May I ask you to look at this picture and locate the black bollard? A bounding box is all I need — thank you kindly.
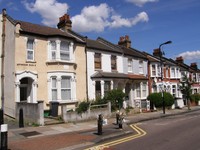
[118,115,124,129]
[116,113,119,125]
[0,109,4,125]
[97,114,103,135]
[1,124,8,150]
[19,108,24,128]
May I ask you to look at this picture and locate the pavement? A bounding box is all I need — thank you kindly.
[3,106,200,150]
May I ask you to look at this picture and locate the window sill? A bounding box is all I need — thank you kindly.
[46,60,76,65]
[26,60,36,63]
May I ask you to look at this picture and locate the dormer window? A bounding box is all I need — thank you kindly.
[27,39,34,61]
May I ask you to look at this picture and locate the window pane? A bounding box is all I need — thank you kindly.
[61,77,71,88]
[60,53,70,60]
[95,81,101,98]
[27,39,34,49]
[60,41,69,51]
[52,78,57,88]
[94,53,101,69]
[61,89,71,100]
[52,89,57,100]
[51,41,56,50]
[27,51,33,60]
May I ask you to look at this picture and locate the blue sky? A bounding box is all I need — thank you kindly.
[1,0,200,67]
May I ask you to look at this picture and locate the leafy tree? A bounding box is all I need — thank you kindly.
[179,74,192,110]
[147,92,174,108]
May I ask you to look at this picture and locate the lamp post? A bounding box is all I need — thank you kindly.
[159,41,172,114]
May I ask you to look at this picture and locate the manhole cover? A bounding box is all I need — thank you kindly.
[20,131,41,137]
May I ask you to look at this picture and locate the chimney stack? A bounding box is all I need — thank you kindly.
[176,56,184,64]
[153,48,162,57]
[118,35,131,48]
[190,62,198,70]
[57,14,72,31]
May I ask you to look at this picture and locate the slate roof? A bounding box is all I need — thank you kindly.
[16,20,86,43]
[91,71,148,80]
[86,39,115,52]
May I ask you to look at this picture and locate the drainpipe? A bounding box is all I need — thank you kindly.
[1,9,6,110]
[85,37,89,101]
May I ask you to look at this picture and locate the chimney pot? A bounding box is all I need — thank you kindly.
[57,14,72,31]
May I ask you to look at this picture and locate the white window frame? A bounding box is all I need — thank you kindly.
[171,67,175,78]
[50,41,57,60]
[48,72,76,102]
[139,60,144,74]
[27,38,34,61]
[142,83,147,98]
[151,64,156,77]
[48,39,74,62]
[128,59,132,72]
[60,41,70,61]
[135,83,141,98]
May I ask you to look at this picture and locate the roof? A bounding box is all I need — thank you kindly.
[121,46,147,60]
[91,71,128,79]
[128,74,148,80]
[91,71,148,80]
[86,39,115,52]
[15,20,86,43]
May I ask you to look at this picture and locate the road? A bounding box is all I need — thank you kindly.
[89,110,200,150]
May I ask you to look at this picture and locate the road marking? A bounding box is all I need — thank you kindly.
[85,123,147,150]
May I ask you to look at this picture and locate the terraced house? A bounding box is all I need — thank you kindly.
[86,35,149,109]
[1,10,87,118]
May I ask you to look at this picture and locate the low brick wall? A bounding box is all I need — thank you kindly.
[61,102,111,122]
[15,101,44,125]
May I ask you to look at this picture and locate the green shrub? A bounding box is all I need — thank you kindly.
[190,93,200,103]
[103,89,126,111]
[147,92,174,108]
[76,101,90,114]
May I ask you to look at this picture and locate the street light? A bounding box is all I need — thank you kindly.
[159,40,172,114]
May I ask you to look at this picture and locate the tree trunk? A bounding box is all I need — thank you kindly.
[187,98,191,110]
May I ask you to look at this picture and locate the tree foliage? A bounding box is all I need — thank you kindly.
[103,89,126,111]
[147,92,174,108]
[179,74,193,110]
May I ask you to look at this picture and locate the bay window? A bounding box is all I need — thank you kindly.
[48,73,75,101]
[48,39,73,62]
[60,41,70,61]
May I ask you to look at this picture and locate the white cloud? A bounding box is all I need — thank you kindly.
[22,1,149,33]
[126,0,159,7]
[23,0,69,26]
[178,50,200,60]
[109,12,148,28]
[71,3,111,32]
[71,3,149,33]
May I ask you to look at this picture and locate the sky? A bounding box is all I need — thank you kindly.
[1,0,200,67]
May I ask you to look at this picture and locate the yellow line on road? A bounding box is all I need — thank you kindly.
[85,123,147,150]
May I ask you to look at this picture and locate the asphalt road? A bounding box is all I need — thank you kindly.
[104,110,200,150]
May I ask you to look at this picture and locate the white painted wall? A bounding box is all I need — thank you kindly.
[87,50,124,100]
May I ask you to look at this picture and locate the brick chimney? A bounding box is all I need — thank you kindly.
[153,48,162,57]
[118,35,131,48]
[176,56,184,64]
[190,62,198,70]
[57,14,72,31]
